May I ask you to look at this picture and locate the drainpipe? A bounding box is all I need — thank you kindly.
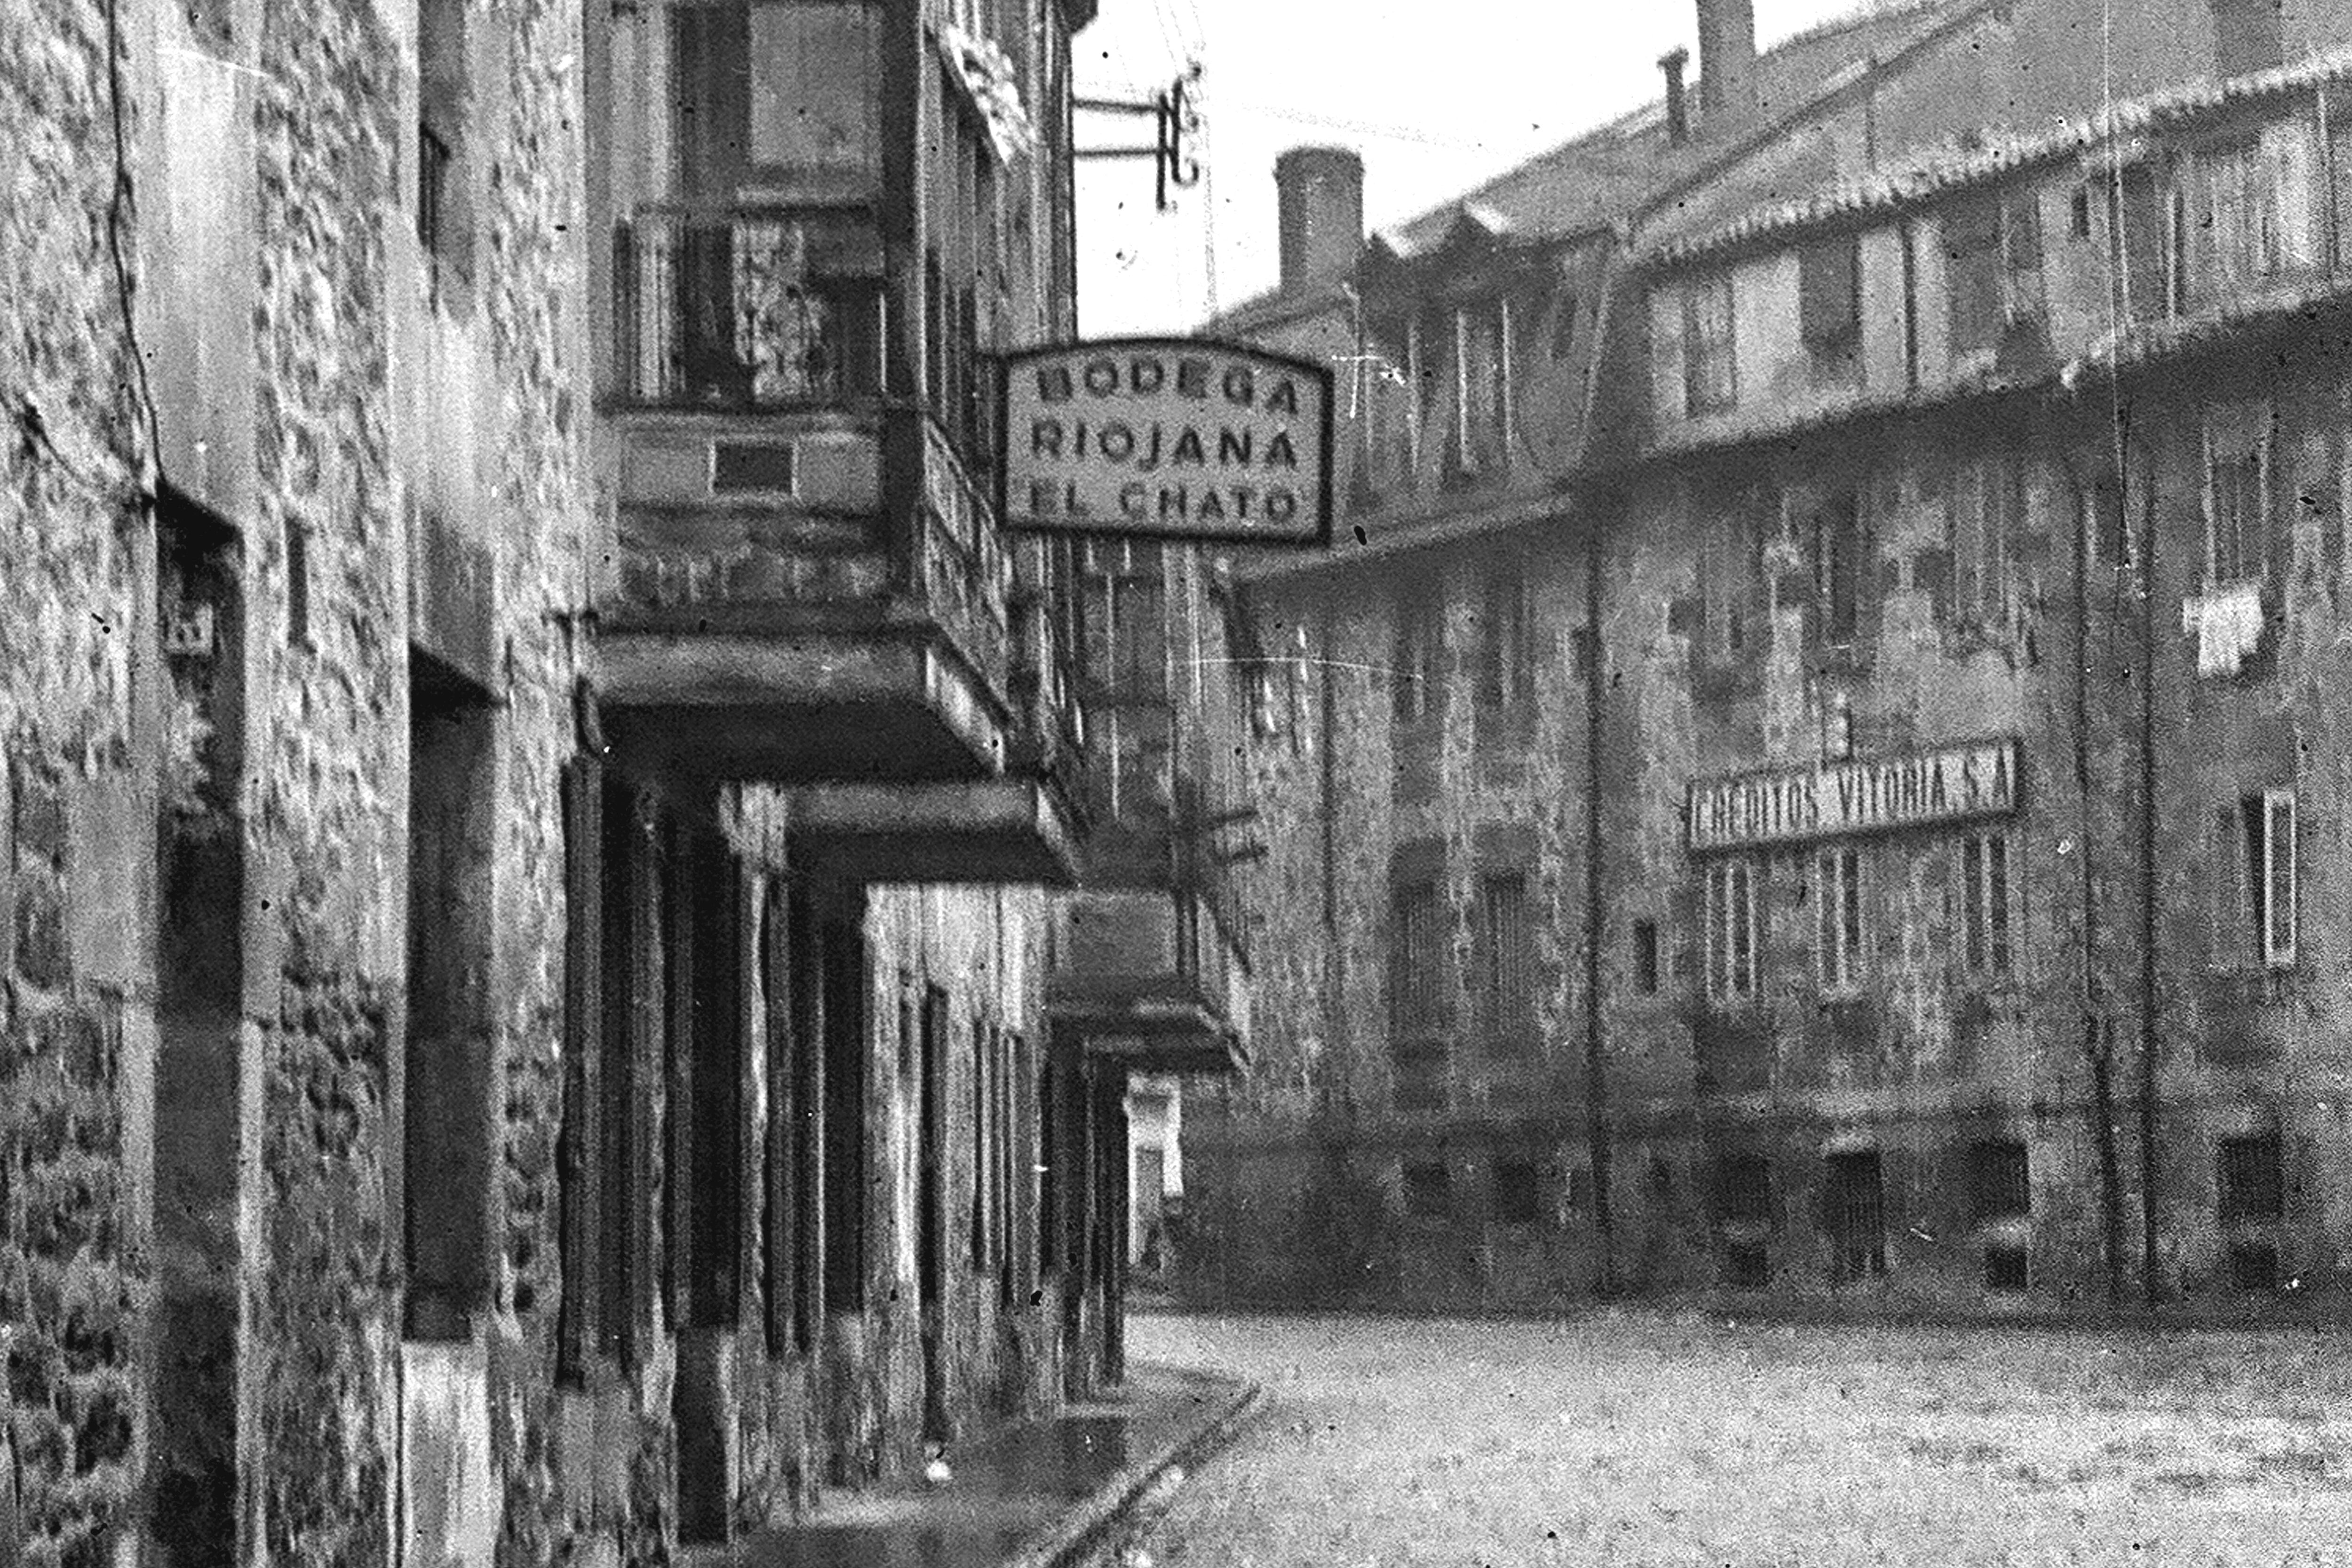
[2135,448,2162,1305]
[1583,526,1616,1291]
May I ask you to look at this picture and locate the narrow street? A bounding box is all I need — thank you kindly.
[1117,1312,2352,1566]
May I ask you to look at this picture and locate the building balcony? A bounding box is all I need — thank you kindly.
[596,205,1084,883]
[1049,883,1250,1075]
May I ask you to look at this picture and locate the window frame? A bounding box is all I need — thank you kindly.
[1475,568,1536,712]
[1949,452,2022,629]
[1704,857,1764,1003]
[1814,844,1867,994]
[1681,273,1739,417]
[2228,788,2298,970]
[2202,402,2273,589]
[1473,869,1535,1055]
[1797,233,1863,382]
[1958,829,2015,980]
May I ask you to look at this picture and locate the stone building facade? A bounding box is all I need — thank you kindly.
[0,1,1245,1565]
[1193,0,2352,1316]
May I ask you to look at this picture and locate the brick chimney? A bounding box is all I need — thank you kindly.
[1274,146,1364,292]
[1659,47,1692,146]
[1696,0,1759,127]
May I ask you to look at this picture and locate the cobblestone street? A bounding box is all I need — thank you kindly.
[1119,1312,2352,1567]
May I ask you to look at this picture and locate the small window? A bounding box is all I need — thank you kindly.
[1711,1154,1772,1227]
[1402,1161,1451,1218]
[1949,454,2023,629]
[2203,402,2272,587]
[1392,589,1443,726]
[1493,1160,1542,1224]
[1797,235,1862,380]
[2225,790,2297,969]
[2218,1132,2284,1222]
[2229,1239,2280,1291]
[1969,1139,2030,1223]
[1477,570,1536,711]
[1810,489,1865,648]
[1682,274,1738,415]
[1958,831,2014,979]
[1565,1163,1594,1217]
[1721,1239,1769,1289]
[1704,859,1763,1002]
[1984,1243,2029,1292]
[1473,871,1534,1056]
[1632,919,1661,996]
[1814,845,1866,992]
[2069,186,2093,240]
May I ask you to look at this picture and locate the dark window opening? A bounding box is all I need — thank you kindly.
[1474,871,1534,1056]
[1711,1154,1772,1227]
[1969,1139,2031,1224]
[1493,1159,1542,1224]
[285,521,310,648]
[821,911,869,1313]
[1812,488,1864,647]
[1402,1161,1451,1218]
[1797,235,1862,379]
[2230,1240,2280,1291]
[2218,1132,2284,1222]
[1632,919,1661,995]
[2069,186,2093,240]
[1477,571,1535,711]
[1721,1239,1769,1289]
[556,758,606,1385]
[1984,1243,2029,1293]
[1825,1151,1887,1285]
[405,652,498,1340]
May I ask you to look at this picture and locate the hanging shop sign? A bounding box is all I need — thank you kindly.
[1687,737,2021,852]
[997,338,1334,546]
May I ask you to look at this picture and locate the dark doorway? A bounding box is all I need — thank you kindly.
[1825,1151,1886,1285]
[152,497,244,1565]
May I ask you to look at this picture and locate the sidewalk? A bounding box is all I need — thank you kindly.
[729,1363,1263,1568]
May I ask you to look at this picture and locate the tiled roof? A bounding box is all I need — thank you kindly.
[1646,43,2352,271]
[1204,0,1985,333]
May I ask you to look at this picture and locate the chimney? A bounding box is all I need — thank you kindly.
[1274,146,1365,292]
[1659,47,1691,146]
[1696,0,1759,127]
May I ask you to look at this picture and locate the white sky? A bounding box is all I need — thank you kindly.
[1074,0,1876,334]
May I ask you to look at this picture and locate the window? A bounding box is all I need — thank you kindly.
[1721,1239,1769,1288]
[1474,871,1534,1055]
[1492,1160,1542,1224]
[2217,1132,2284,1222]
[1984,1243,2029,1292]
[1958,831,2013,978]
[1825,1151,1887,1285]
[1392,589,1442,726]
[1476,570,1535,710]
[2069,186,2093,240]
[2204,402,2272,586]
[748,3,881,176]
[1711,1154,1772,1226]
[2225,789,2297,969]
[1810,488,1865,648]
[1969,1139,2031,1223]
[1095,569,1167,696]
[1393,878,1448,1038]
[2196,127,2319,294]
[1814,845,1866,992]
[1945,189,2043,356]
[1550,290,1580,360]
[1700,494,1765,660]
[2211,0,2284,80]
[1402,1161,1451,1218]
[1453,301,1511,476]
[1704,859,1762,1002]
[1949,454,2023,627]
[1798,235,1862,381]
[1682,274,1737,415]
[1632,918,1661,996]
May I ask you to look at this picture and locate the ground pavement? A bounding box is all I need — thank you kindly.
[1107,1308,2352,1567]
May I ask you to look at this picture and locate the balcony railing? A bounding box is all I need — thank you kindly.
[612,204,885,409]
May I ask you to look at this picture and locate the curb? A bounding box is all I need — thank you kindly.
[1002,1378,1268,1568]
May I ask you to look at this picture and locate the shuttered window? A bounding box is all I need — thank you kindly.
[1474,871,1534,1055]
[1705,859,1762,1001]
[1814,845,1866,992]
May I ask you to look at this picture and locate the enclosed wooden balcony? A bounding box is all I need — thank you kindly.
[596,204,1084,883]
[1048,883,1250,1074]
